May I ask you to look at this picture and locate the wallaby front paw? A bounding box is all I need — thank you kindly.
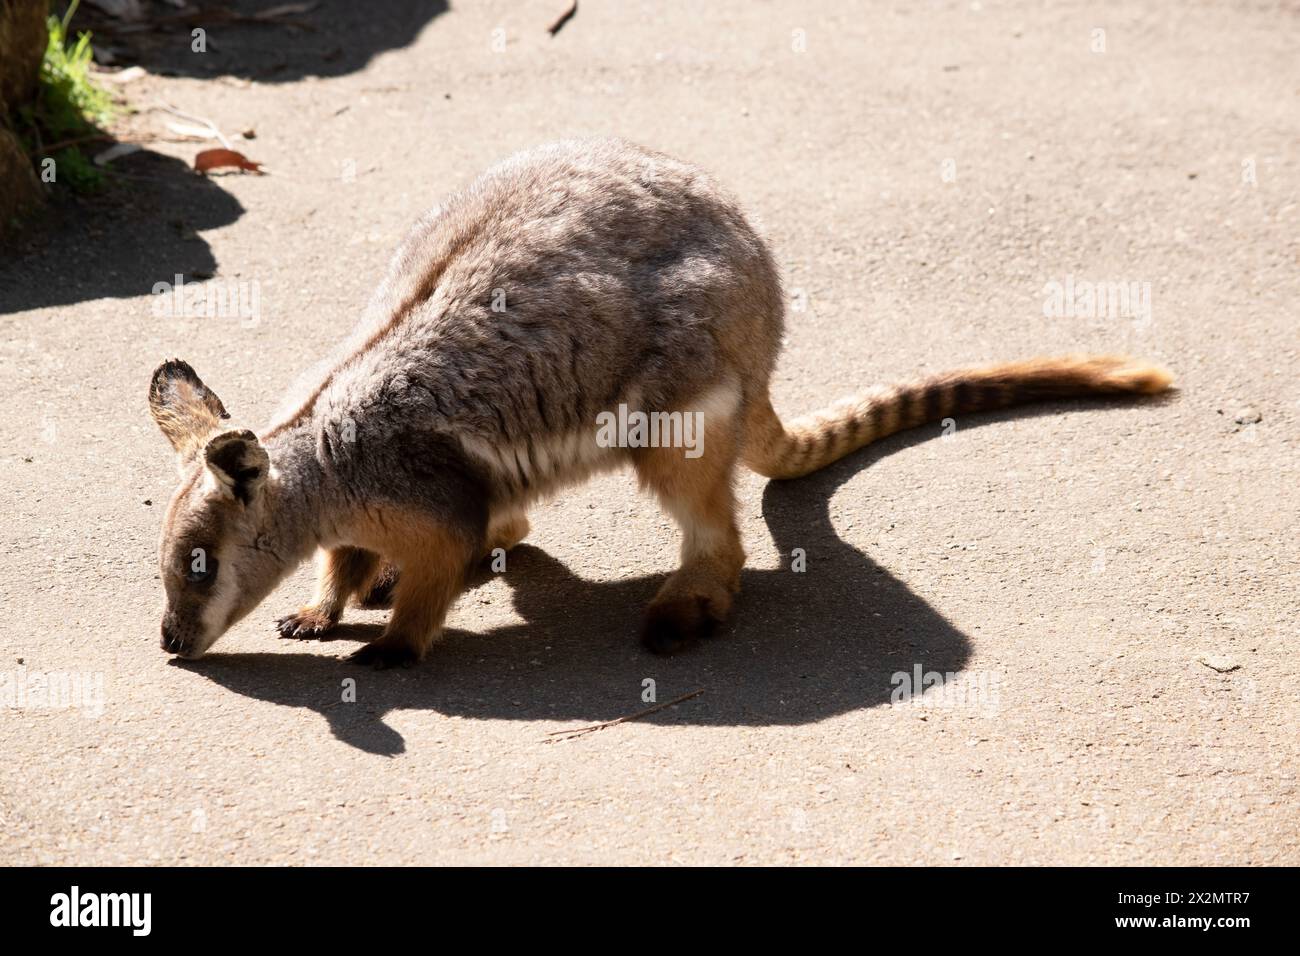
[275,608,338,640]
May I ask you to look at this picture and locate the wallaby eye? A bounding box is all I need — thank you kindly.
[185,552,219,587]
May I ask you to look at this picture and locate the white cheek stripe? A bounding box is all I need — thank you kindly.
[193,559,240,657]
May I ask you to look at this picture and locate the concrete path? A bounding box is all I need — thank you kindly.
[1,0,1295,864]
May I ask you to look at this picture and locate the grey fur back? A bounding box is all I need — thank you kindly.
[265,139,784,501]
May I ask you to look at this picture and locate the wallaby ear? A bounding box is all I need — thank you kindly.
[149,359,231,466]
[203,429,271,505]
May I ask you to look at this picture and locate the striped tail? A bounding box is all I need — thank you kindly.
[742,354,1173,480]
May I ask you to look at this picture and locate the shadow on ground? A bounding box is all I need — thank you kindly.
[182,425,981,756]
[78,0,449,83]
[0,150,244,313]
[3,0,455,314]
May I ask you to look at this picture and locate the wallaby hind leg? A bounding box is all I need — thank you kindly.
[277,546,380,638]
[633,420,746,655]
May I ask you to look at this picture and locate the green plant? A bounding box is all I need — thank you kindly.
[16,0,115,192]
[45,144,103,192]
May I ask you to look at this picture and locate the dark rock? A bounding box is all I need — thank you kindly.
[0,1,48,237]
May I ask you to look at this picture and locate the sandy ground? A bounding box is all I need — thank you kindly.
[1,0,1296,865]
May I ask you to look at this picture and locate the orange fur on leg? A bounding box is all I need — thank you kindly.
[484,507,530,557]
[344,508,477,668]
[276,546,379,639]
[634,413,746,654]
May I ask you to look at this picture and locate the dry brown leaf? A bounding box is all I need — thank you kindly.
[195,148,264,175]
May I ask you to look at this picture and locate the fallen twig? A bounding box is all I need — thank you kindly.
[158,102,232,149]
[93,142,143,166]
[544,689,703,742]
[37,134,232,155]
[547,0,577,37]
[36,133,116,154]
[166,120,222,140]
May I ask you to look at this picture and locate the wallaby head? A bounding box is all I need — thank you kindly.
[149,359,295,659]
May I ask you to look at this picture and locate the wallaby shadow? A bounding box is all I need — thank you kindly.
[78,0,450,84]
[178,397,1176,755]
[0,150,244,313]
[178,416,1023,756]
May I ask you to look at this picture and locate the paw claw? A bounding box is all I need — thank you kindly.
[275,610,336,640]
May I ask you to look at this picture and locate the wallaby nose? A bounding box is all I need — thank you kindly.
[160,623,185,654]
